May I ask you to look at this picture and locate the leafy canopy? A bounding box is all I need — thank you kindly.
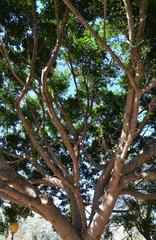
[0,0,156,239]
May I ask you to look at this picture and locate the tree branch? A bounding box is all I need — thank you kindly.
[41,9,80,186]
[40,10,86,229]
[103,0,107,39]
[31,177,65,190]
[41,8,69,80]
[90,158,114,221]
[123,0,145,84]
[14,9,72,188]
[142,79,156,93]
[0,156,39,199]
[123,0,134,43]
[62,0,137,90]
[51,91,77,136]
[119,88,134,149]
[121,189,156,201]
[123,138,156,175]
[15,99,67,178]
[67,51,82,111]
[43,137,69,178]
[137,95,156,136]
[0,185,37,209]
[0,147,52,178]
[0,184,81,240]
[136,0,148,40]
[126,90,141,144]
[121,171,156,187]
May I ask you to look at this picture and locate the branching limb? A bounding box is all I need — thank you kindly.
[0,186,36,207]
[42,85,80,185]
[119,88,134,149]
[15,97,73,190]
[136,95,156,136]
[16,101,64,176]
[121,189,156,201]
[14,1,38,133]
[142,79,156,93]
[123,0,134,43]
[0,182,81,240]
[123,138,156,175]
[31,177,65,190]
[67,51,82,111]
[126,90,142,143]
[62,0,137,90]
[41,9,80,186]
[41,9,86,229]
[121,171,156,187]
[119,89,141,161]
[0,147,51,177]
[13,6,73,191]
[136,0,148,40]
[90,158,115,221]
[0,156,39,198]
[123,0,145,85]
[43,137,69,177]
[119,1,146,154]
[51,92,77,136]
[41,9,69,80]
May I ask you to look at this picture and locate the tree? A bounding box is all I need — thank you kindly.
[0,0,156,239]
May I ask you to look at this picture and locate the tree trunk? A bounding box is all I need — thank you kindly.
[82,188,121,240]
[32,199,82,240]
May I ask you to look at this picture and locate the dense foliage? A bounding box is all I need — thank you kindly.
[0,0,156,239]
